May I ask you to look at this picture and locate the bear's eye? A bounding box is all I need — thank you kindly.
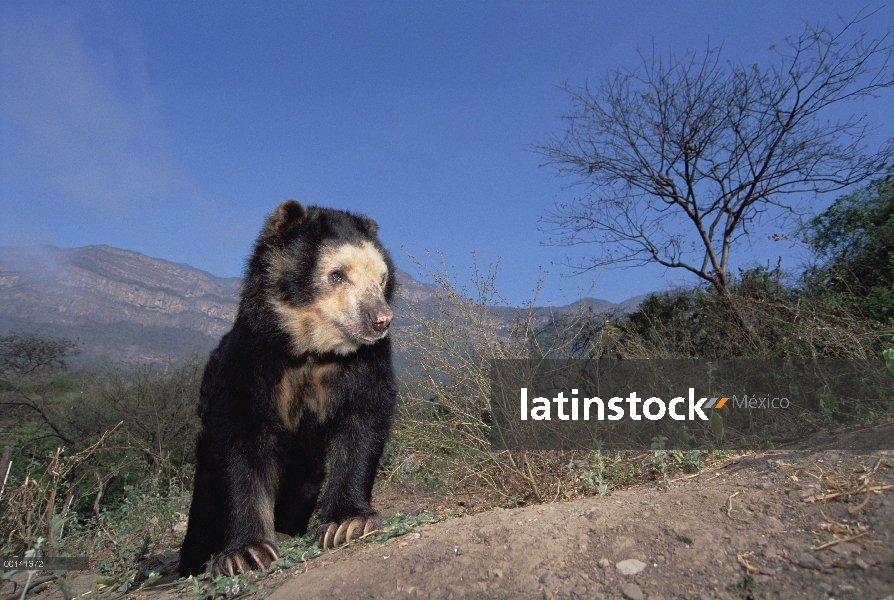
[329,271,345,285]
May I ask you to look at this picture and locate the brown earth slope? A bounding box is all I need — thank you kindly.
[261,434,894,599]
[19,427,894,600]
[93,425,862,599]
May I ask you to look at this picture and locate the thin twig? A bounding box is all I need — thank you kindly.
[804,485,891,503]
[848,490,873,514]
[811,530,871,551]
[726,491,740,517]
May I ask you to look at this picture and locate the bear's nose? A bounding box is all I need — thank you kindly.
[370,308,393,332]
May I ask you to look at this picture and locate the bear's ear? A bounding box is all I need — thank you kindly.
[359,215,378,236]
[266,200,307,239]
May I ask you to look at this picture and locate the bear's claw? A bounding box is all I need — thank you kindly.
[318,514,381,550]
[208,542,279,576]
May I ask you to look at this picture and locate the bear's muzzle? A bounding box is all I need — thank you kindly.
[367,305,393,334]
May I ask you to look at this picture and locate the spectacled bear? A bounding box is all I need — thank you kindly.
[178,200,397,577]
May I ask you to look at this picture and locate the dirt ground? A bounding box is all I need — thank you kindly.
[16,424,894,600]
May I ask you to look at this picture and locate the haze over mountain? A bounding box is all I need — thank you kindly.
[0,245,645,364]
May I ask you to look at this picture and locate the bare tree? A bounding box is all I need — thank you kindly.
[0,333,79,445]
[536,9,894,296]
[85,359,202,466]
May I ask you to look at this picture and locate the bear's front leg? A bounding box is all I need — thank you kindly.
[211,440,282,575]
[316,410,391,550]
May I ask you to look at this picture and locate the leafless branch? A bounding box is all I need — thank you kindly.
[535,10,894,294]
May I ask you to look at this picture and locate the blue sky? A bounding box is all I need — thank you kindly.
[1,1,891,305]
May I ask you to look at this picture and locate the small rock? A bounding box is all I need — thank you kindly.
[753,574,771,584]
[616,559,647,575]
[762,547,779,558]
[757,481,773,490]
[854,557,870,570]
[173,521,188,533]
[762,567,776,576]
[598,558,611,568]
[620,582,645,600]
[797,552,822,570]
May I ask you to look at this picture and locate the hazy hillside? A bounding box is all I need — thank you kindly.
[0,245,239,363]
[0,245,643,364]
[0,245,239,332]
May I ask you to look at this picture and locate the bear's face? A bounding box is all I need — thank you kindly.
[308,240,393,351]
[262,201,395,356]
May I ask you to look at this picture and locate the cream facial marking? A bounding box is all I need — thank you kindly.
[272,241,392,356]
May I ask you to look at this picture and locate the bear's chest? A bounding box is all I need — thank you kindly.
[276,360,340,430]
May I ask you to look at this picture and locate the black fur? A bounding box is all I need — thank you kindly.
[178,201,396,577]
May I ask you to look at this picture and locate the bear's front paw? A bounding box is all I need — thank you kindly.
[209,542,279,576]
[317,513,381,550]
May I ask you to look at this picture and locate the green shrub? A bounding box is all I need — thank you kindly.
[802,174,894,325]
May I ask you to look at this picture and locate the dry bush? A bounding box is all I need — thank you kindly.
[0,428,192,581]
[392,252,615,505]
[66,359,203,470]
[611,267,893,360]
[0,427,119,555]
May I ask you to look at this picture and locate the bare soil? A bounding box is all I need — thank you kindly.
[19,425,894,600]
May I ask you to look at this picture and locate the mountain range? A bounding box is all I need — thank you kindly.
[0,245,645,364]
